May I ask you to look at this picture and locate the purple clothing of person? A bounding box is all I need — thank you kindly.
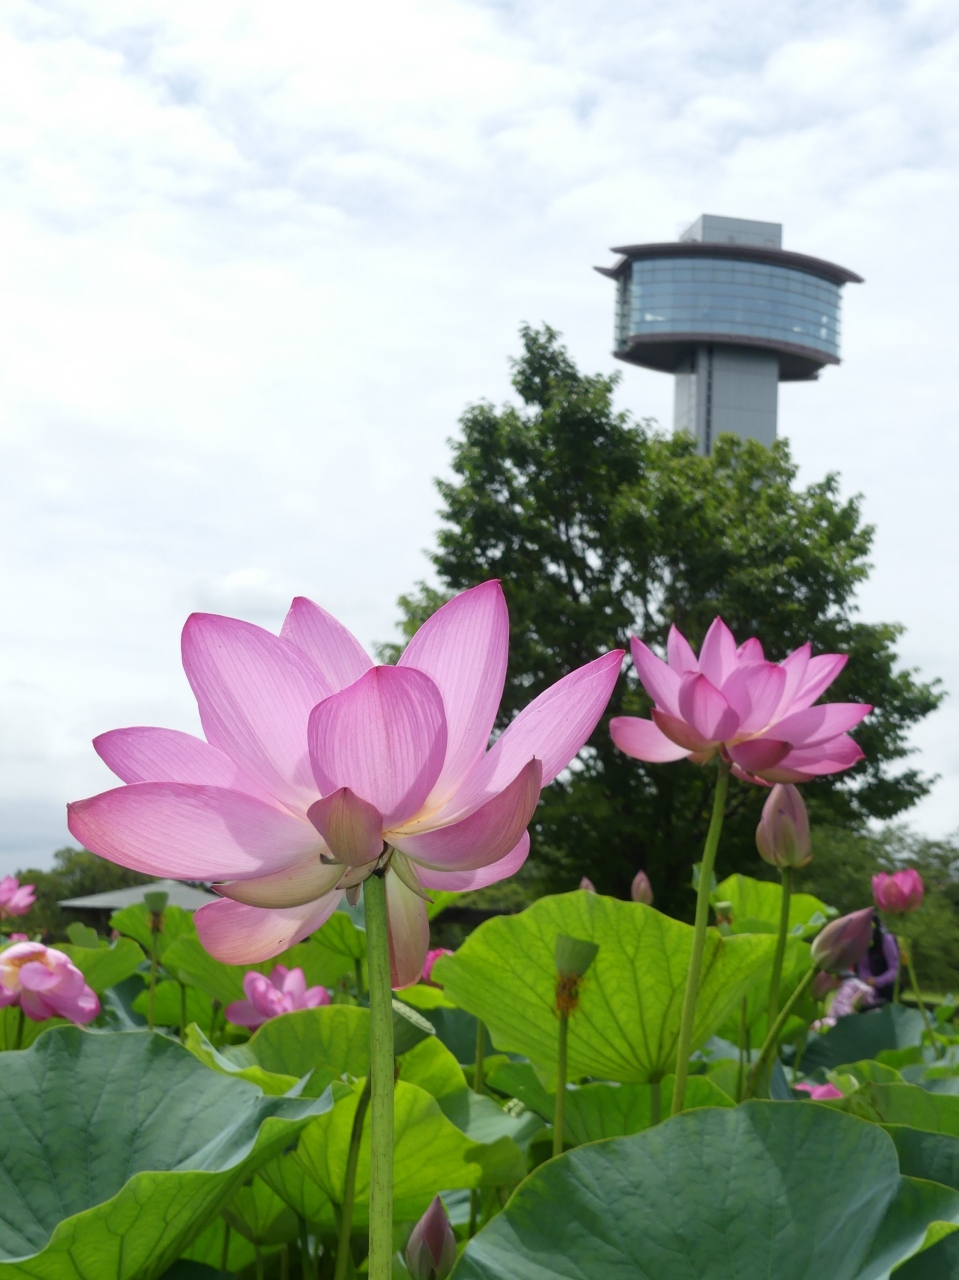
[856,930,899,991]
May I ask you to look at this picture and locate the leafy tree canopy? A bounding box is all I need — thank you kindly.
[10,847,153,940]
[386,325,942,918]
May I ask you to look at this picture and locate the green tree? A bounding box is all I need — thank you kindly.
[387,325,942,918]
[9,847,153,940]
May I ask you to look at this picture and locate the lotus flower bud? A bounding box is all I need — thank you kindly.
[872,869,924,914]
[406,1195,457,1280]
[812,970,840,1000]
[810,907,873,973]
[631,871,653,904]
[755,785,811,870]
[579,877,596,892]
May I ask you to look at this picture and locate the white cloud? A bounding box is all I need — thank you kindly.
[1,0,959,873]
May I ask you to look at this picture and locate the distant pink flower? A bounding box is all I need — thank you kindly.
[873,869,924,914]
[609,619,870,784]
[225,965,330,1028]
[756,784,812,869]
[422,948,454,986]
[631,871,653,904]
[794,1081,843,1101]
[579,877,596,893]
[68,582,623,987]
[0,942,99,1023]
[406,1196,457,1280]
[0,876,35,919]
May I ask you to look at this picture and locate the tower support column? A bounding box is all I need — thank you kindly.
[673,345,779,455]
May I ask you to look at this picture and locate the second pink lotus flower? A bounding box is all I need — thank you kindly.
[0,941,100,1023]
[68,581,623,986]
[225,964,330,1028]
[610,617,870,784]
[873,869,924,914]
[0,876,35,920]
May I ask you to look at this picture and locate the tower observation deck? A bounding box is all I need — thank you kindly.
[596,214,862,454]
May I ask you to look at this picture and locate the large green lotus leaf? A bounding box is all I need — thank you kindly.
[176,1217,259,1274]
[248,1006,370,1079]
[842,1082,959,1135]
[894,1232,959,1279]
[715,874,833,937]
[132,981,213,1030]
[451,1101,959,1280]
[294,1079,482,1224]
[162,934,352,1007]
[109,904,197,959]
[221,1176,298,1246]
[59,938,146,992]
[432,893,776,1083]
[257,1154,335,1229]
[802,1005,925,1073]
[398,1035,468,1097]
[184,1027,303,1097]
[0,1027,333,1279]
[834,1060,905,1087]
[398,983,458,1011]
[716,935,812,1048]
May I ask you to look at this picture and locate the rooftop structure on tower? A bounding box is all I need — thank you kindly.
[596,214,862,454]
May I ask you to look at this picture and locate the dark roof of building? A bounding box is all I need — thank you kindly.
[595,240,863,286]
[59,879,217,911]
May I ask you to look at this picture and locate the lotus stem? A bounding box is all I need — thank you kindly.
[14,1007,24,1052]
[363,868,394,1280]
[905,951,933,1032]
[553,1011,569,1158]
[736,997,748,1102]
[220,1222,231,1272]
[766,866,792,1028]
[474,1018,486,1095]
[280,1242,290,1280]
[671,758,730,1115]
[255,1245,264,1280]
[354,958,364,1000]
[299,1216,316,1280]
[178,981,187,1043]
[893,942,901,1003]
[333,1074,372,1280]
[649,1078,661,1126]
[744,965,817,1099]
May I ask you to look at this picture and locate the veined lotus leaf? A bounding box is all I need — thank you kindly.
[0,1027,332,1280]
[714,874,834,938]
[433,893,777,1082]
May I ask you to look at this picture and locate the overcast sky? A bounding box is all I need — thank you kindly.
[2,0,958,877]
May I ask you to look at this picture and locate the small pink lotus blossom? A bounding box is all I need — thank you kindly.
[631,870,653,904]
[0,941,99,1023]
[756,784,812,869]
[794,1081,843,1101]
[0,876,35,919]
[406,1196,457,1280]
[873,869,924,914]
[609,618,870,785]
[422,948,454,986]
[225,965,330,1028]
[810,907,874,974]
[579,877,596,893]
[68,582,622,987]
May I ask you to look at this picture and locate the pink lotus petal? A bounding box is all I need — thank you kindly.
[215,857,345,909]
[792,653,849,711]
[308,666,448,828]
[182,613,334,813]
[677,674,740,743]
[629,637,681,715]
[68,783,320,880]
[282,967,307,1002]
[771,702,871,749]
[758,735,865,782]
[280,597,373,692]
[393,759,542,871]
[417,832,530,891]
[308,788,385,866]
[771,643,812,719]
[399,582,509,810]
[697,618,739,688]
[223,999,263,1027]
[432,650,623,824]
[667,625,698,673]
[195,893,343,964]
[720,662,787,735]
[17,961,60,992]
[650,708,714,753]
[386,870,431,989]
[93,727,275,802]
[727,739,791,773]
[20,991,55,1021]
[609,716,691,763]
[737,637,765,663]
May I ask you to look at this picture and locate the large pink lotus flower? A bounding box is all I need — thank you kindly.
[225,964,330,1028]
[0,876,36,919]
[873,869,924,914]
[609,618,870,784]
[0,941,100,1023]
[68,582,622,987]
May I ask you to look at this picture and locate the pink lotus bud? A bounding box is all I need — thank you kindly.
[872,869,924,914]
[422,948,454,986]
[810,908,873,973]
[630,871,653,904]
[579,877,596,893]
[225,964,330,1029]
[812,970,840,1000]
[0,876,36,919]
[0,941,99,1023]
[406,1195,457,1280]
[794,1081,843,1100]
[755,784,811,869]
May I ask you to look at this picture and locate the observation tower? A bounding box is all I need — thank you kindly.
[596,214,862,454]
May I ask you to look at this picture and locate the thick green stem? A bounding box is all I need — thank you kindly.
[736,998,748,1102]
[671,759,730,1115]
[553,1012,569,1158]
[363,870,394,1280]
[906,954,933,1032]
[649,1079,661,1126]
[148,929,159,1031]
[473,1018,486,1095]
[220,1222,231,1272]
[333,1075,372,1280]
[14,1007,24,1052]
[744,966,817,1099]
[354,958,364,1000]
[766,866,792,1028]
[299,1217,316,1280]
